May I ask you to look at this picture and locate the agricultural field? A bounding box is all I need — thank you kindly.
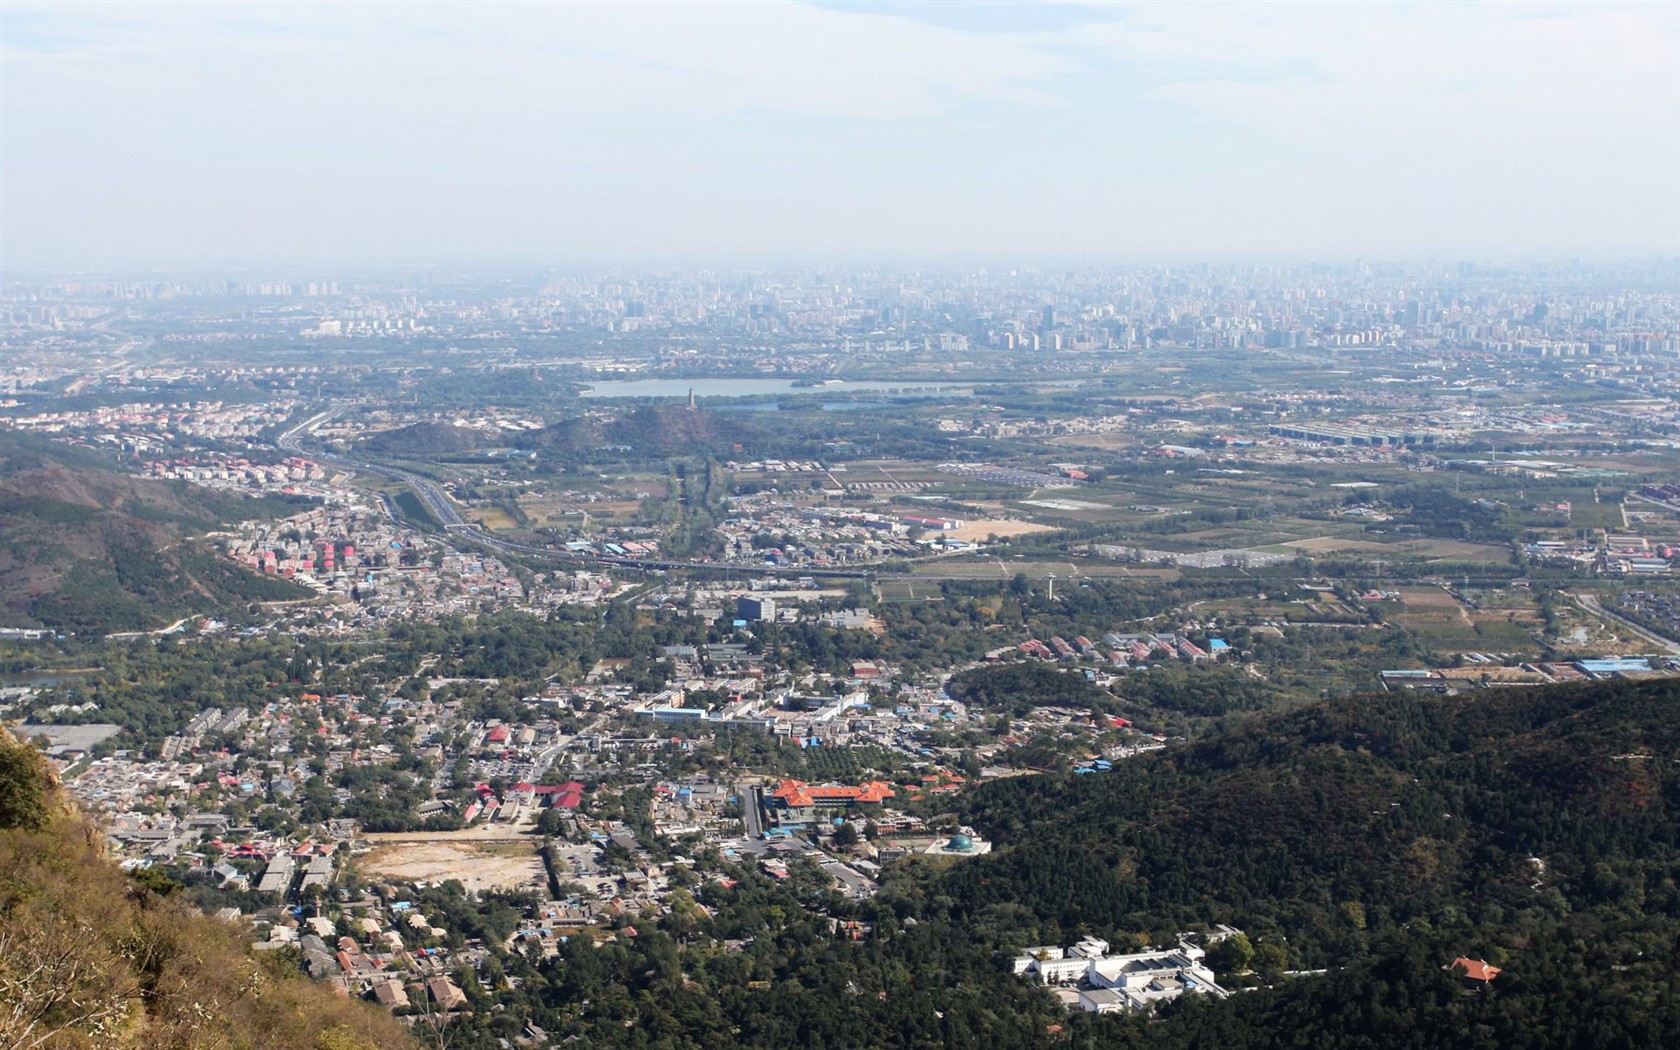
[1284,536,1398,554]
[516,493,619,523]
[1382,586,1475,650]
[1275,534,1514,566]
[1191,597,1369,626]
[468,505,521,530]
[1398,538,1515,563]
[1046,431,1141,451]
[1373,585,1549,654]
[1001,498,1181,528]
[837,460,958,490]
[876,579,940,603]
[1570,501,1629,530]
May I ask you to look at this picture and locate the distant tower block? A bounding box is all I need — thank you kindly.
[688,388,697,409]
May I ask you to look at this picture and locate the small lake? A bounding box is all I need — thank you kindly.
[579,378,971,400]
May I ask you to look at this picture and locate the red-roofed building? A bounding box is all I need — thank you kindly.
[768,778,894,825]
[1449,958,1501,984]
[485,725,510,744]
[532,782,586,809]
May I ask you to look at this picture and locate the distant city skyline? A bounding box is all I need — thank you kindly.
[3,1,1677,272]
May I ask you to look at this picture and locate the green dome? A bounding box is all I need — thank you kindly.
[947,834,974,852]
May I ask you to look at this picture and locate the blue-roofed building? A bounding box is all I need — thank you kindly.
[1575,658,1652,676]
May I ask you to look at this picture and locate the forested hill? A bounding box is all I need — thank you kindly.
[0,728,412,1049]
[358,420,490,455]
[0,432,307,632]
[947,677,1680,965]
[517,404,755,457]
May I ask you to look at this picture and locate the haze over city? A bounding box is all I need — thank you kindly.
[4,0,1677,271]
[9,3,1680,1050]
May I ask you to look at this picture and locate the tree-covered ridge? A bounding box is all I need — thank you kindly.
[513,405,757,459]
[359,421,492,455]
[944,679,1680,964]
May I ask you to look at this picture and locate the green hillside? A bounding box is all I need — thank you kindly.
[946,678,1680,960]
[0,432,308,633]
[359,421,492,455]
[518,404,755,458]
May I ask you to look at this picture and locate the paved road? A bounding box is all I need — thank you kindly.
[105,615,196,640]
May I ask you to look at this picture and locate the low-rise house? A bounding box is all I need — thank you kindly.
[372,979,409,1009]
[425,975,468,1011]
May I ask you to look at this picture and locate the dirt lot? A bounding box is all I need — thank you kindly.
[1048,433,1138,451]
[941,519,1058,542]
[360,841,547,894]
[1400,539,1512,562]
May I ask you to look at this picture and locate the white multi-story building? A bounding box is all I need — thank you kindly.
[1014,941,1229,1011]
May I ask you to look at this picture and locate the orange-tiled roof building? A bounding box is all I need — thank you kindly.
[1449,957,1502,984]
[768,778,894,824]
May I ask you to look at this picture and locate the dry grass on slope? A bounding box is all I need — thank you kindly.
[0,731,412,1050]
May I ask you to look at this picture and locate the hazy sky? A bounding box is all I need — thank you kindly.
[3,1,1677,271]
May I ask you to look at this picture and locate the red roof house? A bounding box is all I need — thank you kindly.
[769,779,894,816]
[1449,958,1502,984]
